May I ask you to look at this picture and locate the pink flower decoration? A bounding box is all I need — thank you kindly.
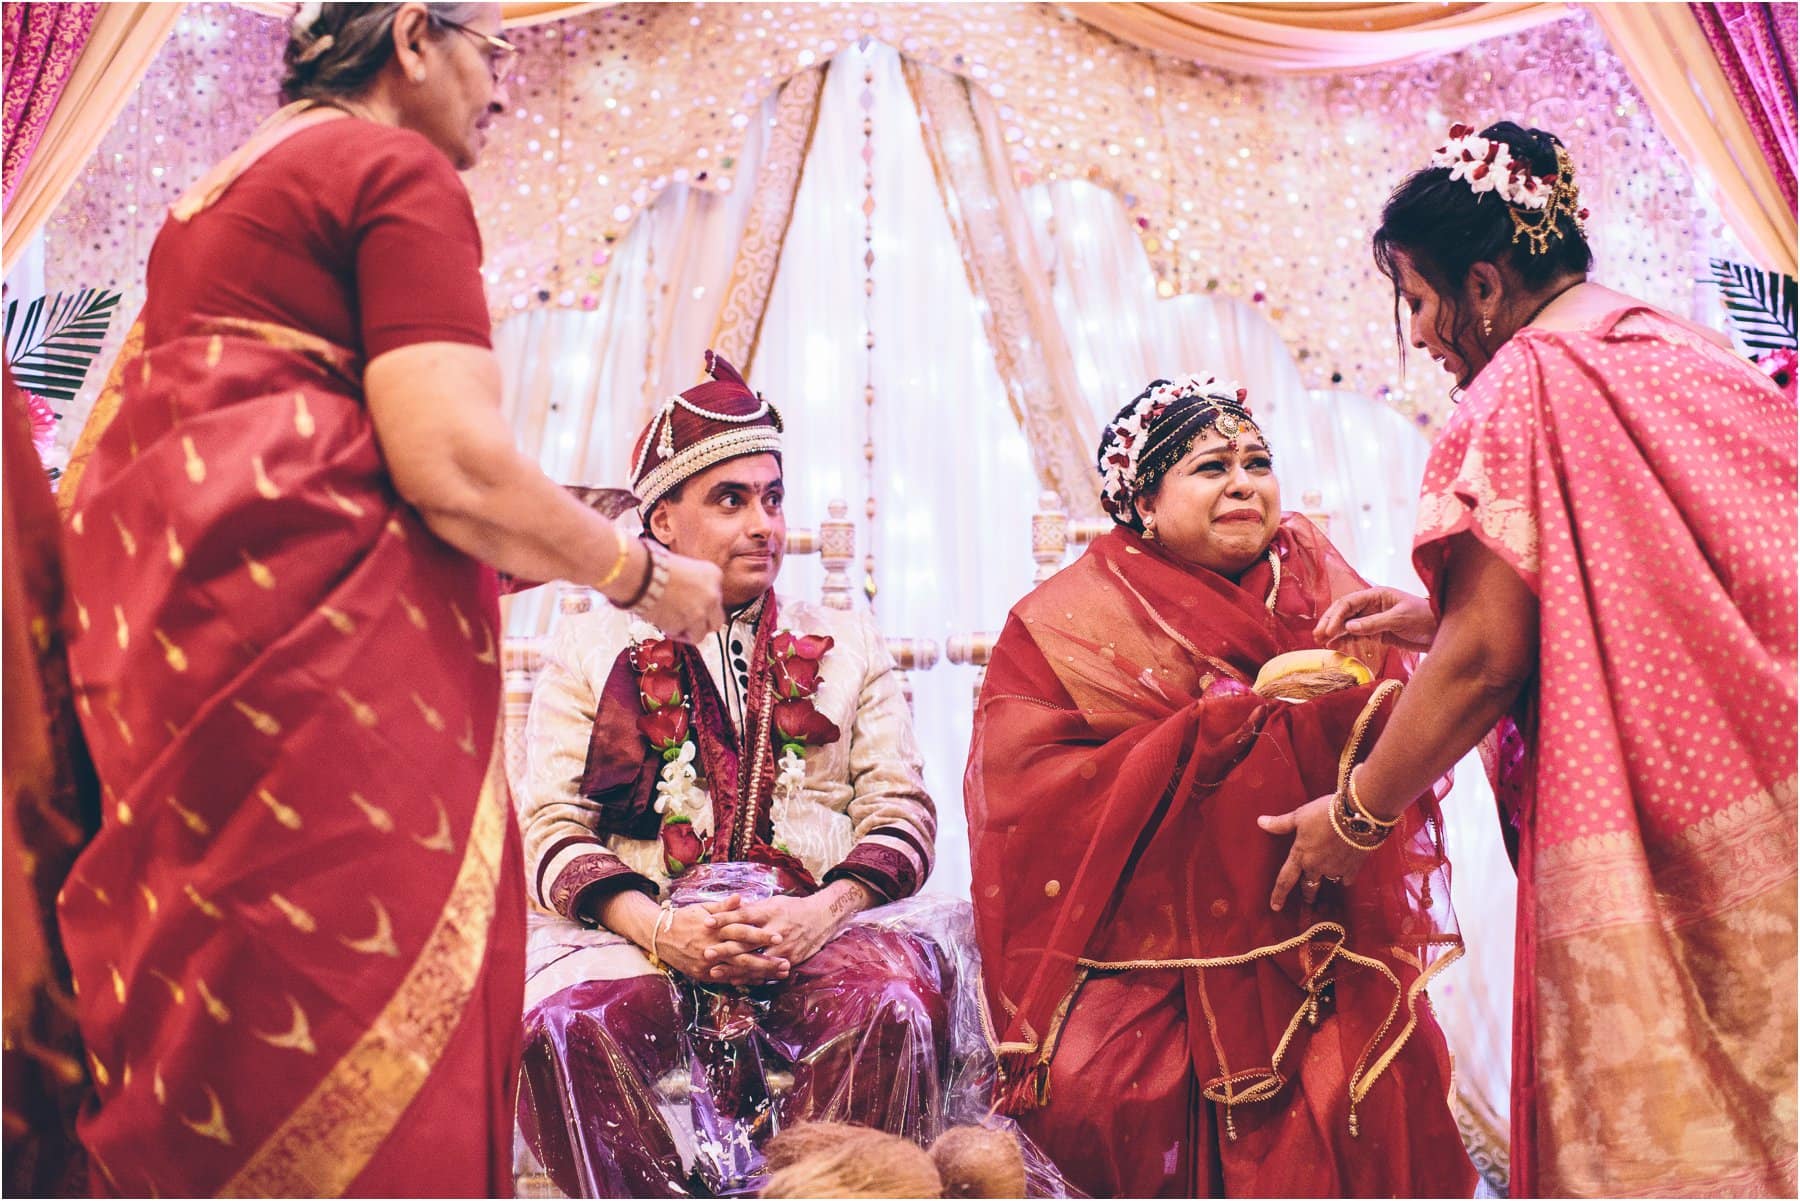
[23,389,57,460]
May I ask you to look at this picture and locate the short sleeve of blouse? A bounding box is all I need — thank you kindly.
[351,129,492,358]
[1410,343,1545,605]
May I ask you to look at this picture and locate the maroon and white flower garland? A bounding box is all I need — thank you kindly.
[627,619,839,875]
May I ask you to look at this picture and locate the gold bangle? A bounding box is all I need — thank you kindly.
[592,522,634,591]
[646,900,675,973]
[1327,798,1380,851]
[1347,764,1401,830]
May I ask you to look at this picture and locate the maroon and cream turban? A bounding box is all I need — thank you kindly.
[629,350,783,516]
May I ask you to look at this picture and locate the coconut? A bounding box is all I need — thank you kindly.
[760,1122,942,1198]
[931,1126,1028,1198]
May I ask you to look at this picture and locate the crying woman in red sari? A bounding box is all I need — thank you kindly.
[965,375,1476,1198]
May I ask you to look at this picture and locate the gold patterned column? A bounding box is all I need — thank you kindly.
[902,58,1101,518]
[708,66,827,373]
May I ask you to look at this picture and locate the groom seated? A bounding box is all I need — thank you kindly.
[516,352,944,1197]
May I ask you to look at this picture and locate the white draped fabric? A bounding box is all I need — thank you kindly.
[748,42,1042,902]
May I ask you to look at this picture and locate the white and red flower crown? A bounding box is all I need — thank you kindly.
[1429,122,1589,254]
[1098,374,1253,522]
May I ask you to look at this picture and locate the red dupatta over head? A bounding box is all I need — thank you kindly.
[966,517,1461,1137]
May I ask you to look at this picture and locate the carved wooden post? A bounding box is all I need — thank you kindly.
[502,637,545,796]
[1030,490,1069,583]
[1301,489,1332,537]
[818,499,856,611]
[555,579,594,619]
[946,632,998,708]
[885,636,940,710]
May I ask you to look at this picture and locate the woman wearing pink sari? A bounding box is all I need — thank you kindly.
[1262,121,1797,1196]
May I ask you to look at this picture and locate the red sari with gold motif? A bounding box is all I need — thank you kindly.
[967,517,1474,1198]
[55,113,524,1197]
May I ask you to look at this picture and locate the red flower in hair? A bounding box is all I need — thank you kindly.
[637,705,690,753]
[639,669,683,711]
[774,699,840,748]
[660,816,705,875]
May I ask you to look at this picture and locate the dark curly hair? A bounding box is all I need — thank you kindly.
[1372,121,1592,370]
[280,3,486,105]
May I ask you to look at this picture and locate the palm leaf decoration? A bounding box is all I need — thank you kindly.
[1706,259,1797,355]
[4,287,124,405]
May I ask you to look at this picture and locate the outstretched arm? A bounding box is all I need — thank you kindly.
[1262,533,1538,909]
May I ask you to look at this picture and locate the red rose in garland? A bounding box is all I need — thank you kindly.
[632,637,679,673]
[767,631,839,754]
[637,705,690,756]
[660,815,704,875]
[771,631,834,661]
[639,668,683,711]
[771,654,824,699]
[774,699,839,748]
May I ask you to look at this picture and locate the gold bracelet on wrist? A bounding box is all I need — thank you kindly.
[592,522,633,591]
[1346,764,1402,830]
[646,900,675,973]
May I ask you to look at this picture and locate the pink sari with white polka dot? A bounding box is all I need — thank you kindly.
[1414,304,1797,1198]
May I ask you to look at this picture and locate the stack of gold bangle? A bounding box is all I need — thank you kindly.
[1329,680,1404,852]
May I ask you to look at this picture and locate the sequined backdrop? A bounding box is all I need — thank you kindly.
[43,2,1735,441]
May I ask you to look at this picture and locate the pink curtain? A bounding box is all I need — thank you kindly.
[2,3,100,208]
[1691,1,1797,213]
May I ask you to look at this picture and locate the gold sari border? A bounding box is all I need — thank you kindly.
[1536,775,1797,941]
[58,319,143,515]
[221,723,508,1197]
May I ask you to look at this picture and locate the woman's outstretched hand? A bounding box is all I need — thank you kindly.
[1314,587,1437,652]
[1258,796,1372,910]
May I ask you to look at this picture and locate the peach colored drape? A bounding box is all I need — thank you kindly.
[1587,2,1797,275]
[1,4,181,275]
[1073,3,1570,72]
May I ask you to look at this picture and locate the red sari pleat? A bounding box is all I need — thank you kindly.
[58,319,522,1197]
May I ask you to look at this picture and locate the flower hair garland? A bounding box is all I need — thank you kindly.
[290,1,323,32]
[1430,122,1590,254]
[290,2,336,63]
[1098,374,1252,522]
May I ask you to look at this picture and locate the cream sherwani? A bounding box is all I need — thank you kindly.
[518,593,935,1006]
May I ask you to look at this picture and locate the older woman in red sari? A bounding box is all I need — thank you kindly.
[53,5,723,1196]
[1267,122,1797,1197]
[965,375,1475,1197]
